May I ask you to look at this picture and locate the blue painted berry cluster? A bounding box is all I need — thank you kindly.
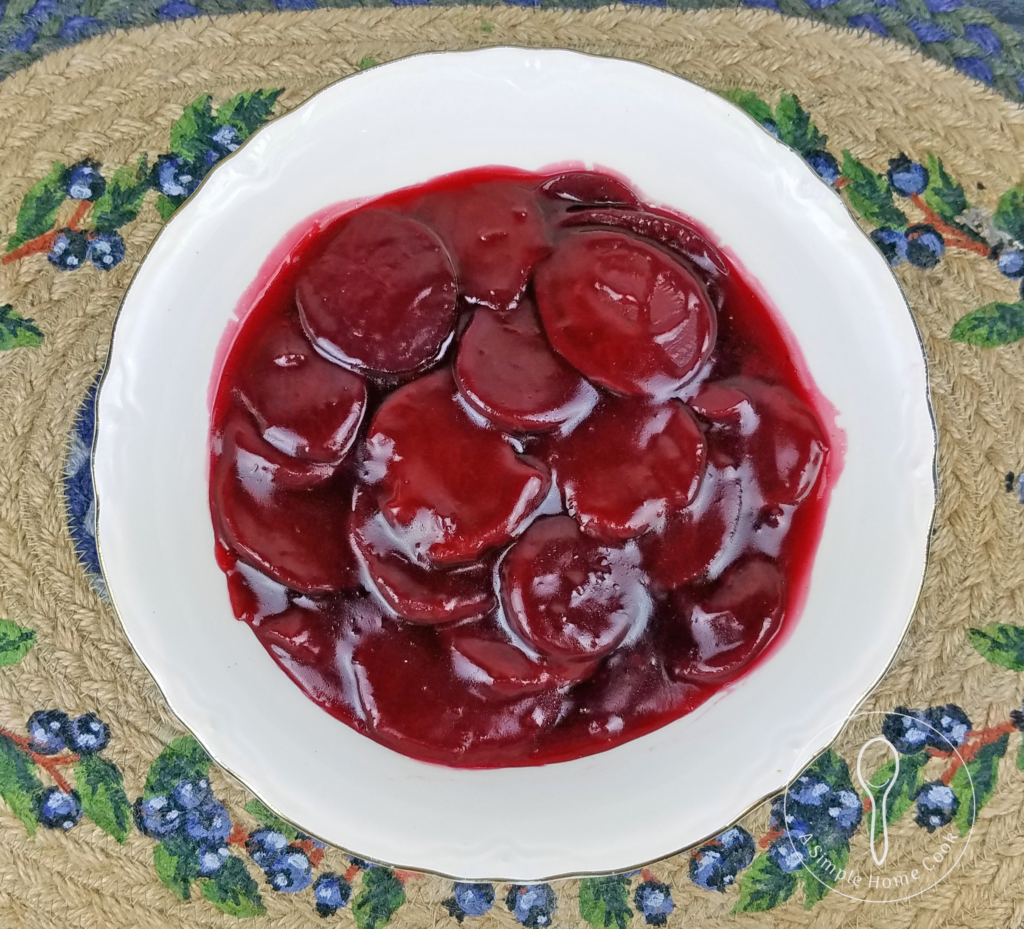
[690,826,756,890]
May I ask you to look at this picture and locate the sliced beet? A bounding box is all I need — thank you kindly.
[534,231,717,398]
[667,556,786,683]
[365,369,552,565]
[350,489,496,624]
[234,308,367,463]
[640,464,744,590]
[454,298,598,432]
[538,172,640,208]
[252,602,340,667]
[211,416,359,593]
[500,516,650,666]
[414,180,549,310]
[542,397,706,542]
[295,210,458,374]
[691,377,827,508]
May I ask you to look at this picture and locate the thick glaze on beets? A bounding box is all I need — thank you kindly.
[209,166,838,768]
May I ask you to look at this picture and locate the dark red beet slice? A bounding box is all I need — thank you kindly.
[538,172,640,208]
[691,377,827,508]
[414,181,549,310]
[454,298,598,433]
[500,516,650,666]
[211,418,358,593]
[667,556,786,683]
[252,602,339,667]
[234,308,367,463]
[350,489,496,624]
[542,397,706,542]
[295,210,458,374]
[365,369,552,565]
[534,231,717,398]
[640,464,743,590]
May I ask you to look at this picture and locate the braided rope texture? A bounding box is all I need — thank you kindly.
[0,7,1024,927]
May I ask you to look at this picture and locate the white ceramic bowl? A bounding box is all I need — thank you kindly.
[94,48,935,880]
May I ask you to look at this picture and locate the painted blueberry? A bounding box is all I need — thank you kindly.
[689,826,756,891]
[133,794,184,837]
[633,879,674,925]
[212,124,240,153]
[27,709,69,755]
[828,788,864,836]
[887,154,929,197]
[66,161,106,201]
[265,847,313,893]
[452,882,495,917]
[1012,700,1024,732]
[155,156,201,199]
[915,781,959,831]
[314,872,352,917]
[66,712,109,754]
[348,856,377,870]
[197,844,230,875]
[246,829,290,868]
[906,224,945,269]
[38,787,83,830]
[871,228,909,266]
[172,777,211,811]
[48,229,88,271]
[184,798,232,843]
[789,774,831,808]
[998,249,1024,279]
[760,119,781,139]
[86,232,125,271]
[768,837,806,873]
[882,707,932,753]
[806,151,840,186]
[505,884,557,928]
[924,704,972,750]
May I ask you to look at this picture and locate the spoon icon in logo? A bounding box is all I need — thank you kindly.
[856,737,900,867]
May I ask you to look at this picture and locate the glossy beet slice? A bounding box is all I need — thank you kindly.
[542,397,706,542]
[211,420,358,593]
[414,180,549,310]
[235,308,367,462]
[641,464,744,590]
[538,172,640,208]
[454,298,598,432]
[252,602,340,667]
[295,210,458,374]
[668,556,786,683]
[500,516,650,666]
[350,489,496,624]
[365,369,553,565]
[535,231,717,398]
[691,377,827,508]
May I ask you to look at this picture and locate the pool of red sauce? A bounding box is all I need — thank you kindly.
[209,166,843,768]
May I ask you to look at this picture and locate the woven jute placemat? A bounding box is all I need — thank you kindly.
[1,7,1024,928]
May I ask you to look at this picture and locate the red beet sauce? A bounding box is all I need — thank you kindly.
[209,167,841,768]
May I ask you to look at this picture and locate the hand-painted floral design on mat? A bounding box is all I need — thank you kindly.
[2,84,1023,921]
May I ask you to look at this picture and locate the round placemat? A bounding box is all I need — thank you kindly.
[0,7,1023,928]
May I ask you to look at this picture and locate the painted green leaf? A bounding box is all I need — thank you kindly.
[353,867,406,929]
[0,733,42,834]
[215,89,282,142]
[993,182,1024,245]
[733,853,798,913]
[798,841,849,909]
[6,162,67,251]
[721,89,774,124]
[92,157,150,234]
[0,619,35,666]
[0,305,42,351]
[864,753,928,842]
[804,748,856,793]
[1017,734,1024,773]
[358,57,378,70]
[200,855,265,918]
[169,94,218,163]
[154,194,178,223]
[244,798,299,841]
[967,623,1024,668]
[579,876,633,929]
[950,733,1009,834]
[154,834,199,900]
[951,303,1024,348]
[921,153,968,222]
[774,93,827,156]
[75,754,130,843]
[144,734,211,799]
[841,151,908,228]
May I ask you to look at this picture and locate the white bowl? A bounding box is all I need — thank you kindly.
[94,47,935,880]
